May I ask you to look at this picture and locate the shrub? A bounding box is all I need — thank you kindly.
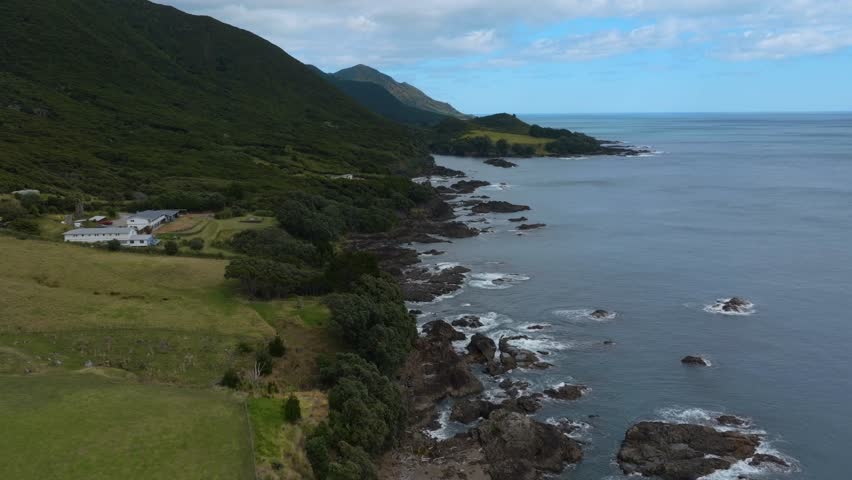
[268,336,286,357]
[219,368,241,389]
[164,240,179,255]
[237,341,254,353]
[107,239,121,251]
[283,393,301,423]
[255,350,273,376]
[189,237,204,251]
[7,218,40,235]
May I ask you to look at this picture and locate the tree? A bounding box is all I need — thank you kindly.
[8,218,40,235]
[107,239,121,251]
[225,257,314,299]
[255,350,273,376]
[268,336,286,357]
[107,207,118,219]
[219,368,241,389]
[189,237,204,251]
[164,240,179,255]
[496,138,509,156]
[283,393,302,423]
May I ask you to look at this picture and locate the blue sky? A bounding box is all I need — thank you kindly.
[161,1,852,113]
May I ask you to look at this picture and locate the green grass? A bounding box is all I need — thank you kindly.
[0,372,255,480]
[157,215,276,256]
[248,392,327,480]
[464,129,551,150]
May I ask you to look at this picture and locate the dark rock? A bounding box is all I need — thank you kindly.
[498,378,530,398]
[721,297,751,312]
[422,320,466,342]
[471,201,531,214]
[508,216,528,222]
[450,180,491,194]
[451,398,499,424]
[590,309,610,319]
[452,315,483,328]
[681,355,710,366]
[502,394,543,414]
[422,249,445,256]
[498,335,541,369]
[517,223,546,231]
[603,340,615,345]
[475,409,583,480]
[467,333,497,363]
[526,324,546,330]
[748,453,788,468]
[408,309,423,316]
[427,165,466,177]
[484,158,518,168]
[717,415,746,427]
[552,418,589,436]
[617,421,761,480]
[544,384,589,401]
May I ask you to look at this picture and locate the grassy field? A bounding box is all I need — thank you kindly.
[0,372,255,480]
[464,129,551,154]
[249,391,328,480]
[0,235,340,386]
[156,214,276,255]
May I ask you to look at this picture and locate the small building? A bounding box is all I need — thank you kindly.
[63,227,158,247]
[12,189,40,196]
[127,210,181,230]
[88,215,106,222]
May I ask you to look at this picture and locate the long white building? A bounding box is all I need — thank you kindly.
[127,210,181,230]
[63,227,157,247]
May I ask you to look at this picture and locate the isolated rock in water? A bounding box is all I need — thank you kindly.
[484,158,518,168]
[603,340,615,345]
[681,355,710,366]
[498,378,531,398]
[499,335,541,369]
[544,384,589,401]
[451,398,499,424]
[422,249,445,256]
[508,216,528,222]
[617,421,760,480]
[526,324,546,330]
[452,315,483,328]
[467,333,497,363]
[749,453,789,467]
[517,223,546,231]
[472,201,531,214]
[722,297,751,312]
[475,409,583,480]
[590,309,610,319]
[451,180,491,194]
[422,320,466,342]
[716,415,746,427]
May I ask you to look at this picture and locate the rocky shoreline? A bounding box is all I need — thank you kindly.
[363,163,792,480]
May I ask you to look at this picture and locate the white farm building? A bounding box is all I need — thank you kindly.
[127,210,181,230]
[63,227,157,247]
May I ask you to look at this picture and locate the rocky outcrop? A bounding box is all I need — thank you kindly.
[399,319,483,426]
[722,297,751,312]
[475,409,583,480]
[485,335,552,375]
[466,333,497,363]
[450,180,491,194]
[498,378,530,398]
[426,165,466,177]
[422,320,465,342]
[681,355,710,366]
[450,398,499,424]
[402,265,471,302]
[590,309,610,319]
[508,216,528,222]
[452,315,483,328]
[544,384,589,401]
[517,223,546,230]
[501,394,543,414]
[472,201,531,214]
[484,158,518,168]
[749,453,788,467]
[617,421,761,480]
[716,415,746,427]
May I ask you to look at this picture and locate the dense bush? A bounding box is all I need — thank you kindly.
[163,240,179,255]
[255,350,273,376]
[219,368,241,389]
[7,218,40,235]
[283,394,301,423]
[188,238,204,251]
[229,228,319,266]
[107,239,121,251]
[268,336,286,357]
[225,257,315,299]
[324,275,415,373]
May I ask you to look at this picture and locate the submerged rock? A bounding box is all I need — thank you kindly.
[717,415,747,427]
[749,453,789,467]
[681,355,710,366]
[517,223,546,231]
[472,201,531,214]
[544,384,589,401]
[484,158,518,168]
[452,315,483,328]
[450,180,490,194]
[590,309,610,319]
[508,216,528,222]
[617,421,761,480]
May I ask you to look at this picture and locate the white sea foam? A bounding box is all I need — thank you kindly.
[656,407,763,434]
[481,183,512,191]
[545,417,593,441]
[553,308,618,322]
[703,298,756,316]
[424,406,453,440]
[468,272,530,289]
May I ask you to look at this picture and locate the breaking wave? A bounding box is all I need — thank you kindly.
[468,272,530,290]
[552,308,618,322]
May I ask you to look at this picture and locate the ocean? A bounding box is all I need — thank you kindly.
[416,113,852,479]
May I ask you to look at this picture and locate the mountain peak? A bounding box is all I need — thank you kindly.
[333,64,467,119]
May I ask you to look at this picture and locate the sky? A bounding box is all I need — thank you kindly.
[159,0,852,113]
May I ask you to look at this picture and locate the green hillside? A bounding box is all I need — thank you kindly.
[308,65,448,126]
[334,64,468,118]
[0,0,430,199]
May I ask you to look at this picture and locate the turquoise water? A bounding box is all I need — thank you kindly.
[420,113,852,479]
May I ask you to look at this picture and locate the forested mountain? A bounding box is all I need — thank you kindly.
[0,0,430,199]
[334,64,467,119]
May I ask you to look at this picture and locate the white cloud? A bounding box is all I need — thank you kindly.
[724,27,852,60]
[435,29,501,53]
